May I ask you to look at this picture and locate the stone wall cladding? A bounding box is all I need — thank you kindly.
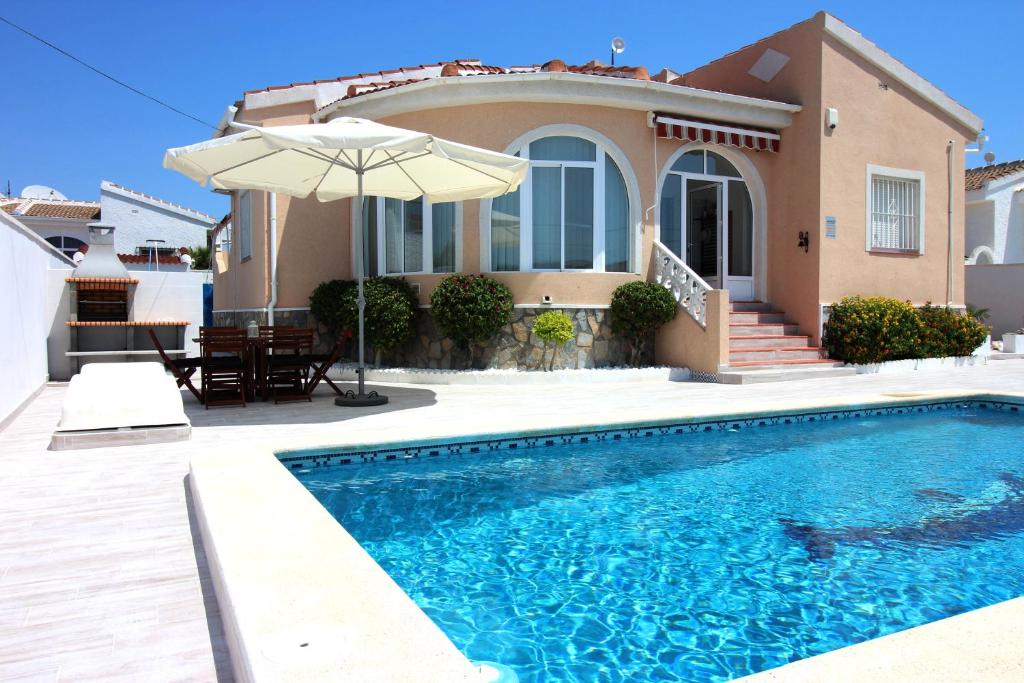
[215,307,649,370]
[393,307,647,370]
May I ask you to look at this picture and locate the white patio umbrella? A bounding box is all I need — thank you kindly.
[164,117,528,406]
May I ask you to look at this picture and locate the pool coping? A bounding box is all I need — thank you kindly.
[189,389,1024,682]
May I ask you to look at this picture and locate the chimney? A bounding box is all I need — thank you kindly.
[74,224,130,280]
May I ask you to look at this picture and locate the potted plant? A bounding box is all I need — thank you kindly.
[1003,327,1024,353]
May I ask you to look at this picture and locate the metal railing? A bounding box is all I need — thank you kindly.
[652,240,712,327]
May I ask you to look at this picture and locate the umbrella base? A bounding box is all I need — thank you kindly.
[334,391,389,407]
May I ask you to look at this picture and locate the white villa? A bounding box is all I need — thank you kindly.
[1,180,218,260]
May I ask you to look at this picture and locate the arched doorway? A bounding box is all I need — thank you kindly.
[658,147,764,301]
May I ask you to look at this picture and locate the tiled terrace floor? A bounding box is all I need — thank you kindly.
[2,360,1024,682]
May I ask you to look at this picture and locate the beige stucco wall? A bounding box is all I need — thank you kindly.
[817,34,972,308]
[682,12,975,343]
[654,289,730,373]
[682,14,824,342]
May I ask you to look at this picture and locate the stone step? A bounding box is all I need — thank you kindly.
[717,364,857,385]
[729,311,787,324]
[729,301,774,313]
[726,358,840,368]
[729,347,822,362]
[730,323,801,336]
[729,334,812,350]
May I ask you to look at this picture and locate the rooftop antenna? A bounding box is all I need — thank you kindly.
[984,151,996,165]
[610,37,625,66]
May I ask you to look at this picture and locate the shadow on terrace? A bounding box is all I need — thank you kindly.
[183,382,438,428]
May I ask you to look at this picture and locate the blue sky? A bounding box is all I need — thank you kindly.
[1,0,1019,217]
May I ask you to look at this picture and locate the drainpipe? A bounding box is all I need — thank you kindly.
[267,192,278,325]
[225,114,278,325]
[946,140,955,307]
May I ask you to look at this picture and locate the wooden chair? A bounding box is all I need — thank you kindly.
[263,327,314,404]
[303,336,347,397]
[199,327,247,408]
[148,329,203,402]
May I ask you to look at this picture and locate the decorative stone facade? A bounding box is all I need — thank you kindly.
[214,306,649,370]
[391,307,646,370]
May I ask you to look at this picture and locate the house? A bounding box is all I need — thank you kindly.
[208,11,982,373]
[963,160,1024,336]
[1,180,217,264]
[964,160,1024,265]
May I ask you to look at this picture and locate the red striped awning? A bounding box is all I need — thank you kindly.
[654,114,780,153]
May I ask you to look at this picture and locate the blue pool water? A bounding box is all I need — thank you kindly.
[295,404,1024,681]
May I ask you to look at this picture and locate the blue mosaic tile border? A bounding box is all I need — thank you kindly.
[276,398,1022,472]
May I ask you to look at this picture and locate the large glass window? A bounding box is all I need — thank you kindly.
[489,135,633,272]
[237,190,252,261]
[361,196,458,275]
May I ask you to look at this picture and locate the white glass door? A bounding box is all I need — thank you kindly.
[685,178,722,289]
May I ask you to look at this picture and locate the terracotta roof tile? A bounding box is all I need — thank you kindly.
[326,59,654,108]
[12,199,102,220]
[245,60,483,95]
[965,159,1024,192]
[117,253,186,265]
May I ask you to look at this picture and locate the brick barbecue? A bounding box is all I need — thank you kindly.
[65,225,189,372]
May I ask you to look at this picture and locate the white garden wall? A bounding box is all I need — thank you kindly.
[966,263,1024,337]
[0,213,73,424]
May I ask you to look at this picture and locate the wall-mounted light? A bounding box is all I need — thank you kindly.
[826,107,839,131]
[798,231,810,253]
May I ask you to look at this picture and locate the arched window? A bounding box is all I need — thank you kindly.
[46,235,85,259]
[490,135,631,272]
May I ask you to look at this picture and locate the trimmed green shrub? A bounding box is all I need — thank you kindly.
[188,244,211,270]
[917,304,989,358]
[532,311,575,371]
[610,281,678,366]
[310,277,416,364]
[309,279,356,335]
[430,274,514,366]
[822,296,921,364]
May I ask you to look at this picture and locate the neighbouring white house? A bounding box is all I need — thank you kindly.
[1,181,219,261]
[964,160,1024,337]
[965,160,1024,265]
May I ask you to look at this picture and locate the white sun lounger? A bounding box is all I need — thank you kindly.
[51,362,191,450]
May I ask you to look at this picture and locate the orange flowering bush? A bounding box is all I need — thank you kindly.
[822,296,921,364]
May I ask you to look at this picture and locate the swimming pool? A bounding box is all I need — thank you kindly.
[292,400,1024,681]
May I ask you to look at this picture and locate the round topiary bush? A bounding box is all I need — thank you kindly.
[430,274,514,367]
[309,279,357,335]
[312,277,416,365]
[917,304,989,358]
[610,281,678,366]
[532,310,575,371]
[822,296,921,364]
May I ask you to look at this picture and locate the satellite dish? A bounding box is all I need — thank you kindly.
[611,37,626,54]
[21,184,67,201]
[984,151,996,165]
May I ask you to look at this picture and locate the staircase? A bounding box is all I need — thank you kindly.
[719,301,856,384]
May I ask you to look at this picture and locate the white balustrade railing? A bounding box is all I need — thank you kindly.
[652,240,712,327]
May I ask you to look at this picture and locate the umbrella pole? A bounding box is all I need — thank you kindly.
[336,152,388,407]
